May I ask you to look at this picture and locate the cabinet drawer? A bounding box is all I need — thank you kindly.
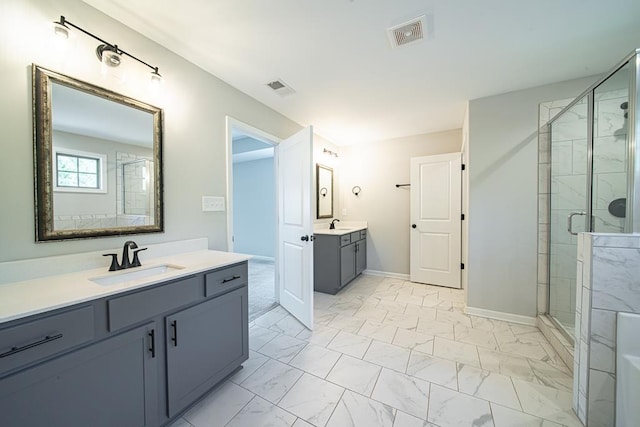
[108,275,202,332]
[350,231,361,242]
[340,234,351,246]
[359,229,367,240]
[205,263,247,298]
[0,305,94,375]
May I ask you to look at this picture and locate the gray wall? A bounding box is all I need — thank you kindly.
[0,0,302,262]
[232,158,275,258]
[340,130,462,275]
[467,75,599,317]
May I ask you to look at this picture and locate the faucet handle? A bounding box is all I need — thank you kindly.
[102,253,120,271]
[131,247,148,268]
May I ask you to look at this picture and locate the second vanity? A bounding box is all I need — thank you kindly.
[0,249,249,427]
[314,222,368,294]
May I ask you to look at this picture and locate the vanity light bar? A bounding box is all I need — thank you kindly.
[53,16,163,83]
[323,148,338,158]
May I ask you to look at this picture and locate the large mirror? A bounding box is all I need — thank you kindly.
[32,65,164,241]
[316,164,333,219]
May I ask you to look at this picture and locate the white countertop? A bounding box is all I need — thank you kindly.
[313,221,368,236]
[0,250,250,325]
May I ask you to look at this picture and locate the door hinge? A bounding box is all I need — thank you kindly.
[461,164,466,170]
[461,214,465,220]
[461,263,465,270]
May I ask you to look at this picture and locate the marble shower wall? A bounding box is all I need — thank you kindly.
[574,233,640,427]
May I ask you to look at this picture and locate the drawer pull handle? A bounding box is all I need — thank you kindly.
[222,275,241,284]
[0,333,63,358]
[171,320,178,347]
[148,329,156,358]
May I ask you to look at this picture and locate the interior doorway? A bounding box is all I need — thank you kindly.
[226,118,279,321]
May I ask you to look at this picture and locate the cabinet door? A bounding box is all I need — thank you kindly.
[0,323,157,427]
[356,240,367,276]
[166,287,248,417]
[340,243,356,286]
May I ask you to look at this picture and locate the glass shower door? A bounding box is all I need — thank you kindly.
[549,96,589,334]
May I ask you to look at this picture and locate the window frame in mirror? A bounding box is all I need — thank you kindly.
[316,163,333,219]
[32,64,164,241]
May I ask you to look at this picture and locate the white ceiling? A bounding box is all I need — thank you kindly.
[83,0,640,145]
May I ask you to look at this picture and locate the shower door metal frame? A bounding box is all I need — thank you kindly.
[545,49,640,340]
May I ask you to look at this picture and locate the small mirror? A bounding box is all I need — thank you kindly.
[316,164,333,219]
[33,65,164,241]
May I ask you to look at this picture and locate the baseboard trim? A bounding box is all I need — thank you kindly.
[464,306,537,326]
[363,270,409,280]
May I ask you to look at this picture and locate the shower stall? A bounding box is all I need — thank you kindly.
[546,49,640,340]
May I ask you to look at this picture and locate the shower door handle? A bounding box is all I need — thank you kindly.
[567,211,587,236]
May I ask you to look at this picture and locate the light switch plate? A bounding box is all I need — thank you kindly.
[202,196,225,212]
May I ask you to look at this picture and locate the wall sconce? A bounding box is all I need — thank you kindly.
[323,148,338,158]
[52,16,163,85]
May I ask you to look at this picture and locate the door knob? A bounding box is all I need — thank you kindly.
[301,235,309,241]
[411,224,417,229]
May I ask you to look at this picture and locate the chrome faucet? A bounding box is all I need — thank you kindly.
[329,219,340,230]
[103,240,147,271]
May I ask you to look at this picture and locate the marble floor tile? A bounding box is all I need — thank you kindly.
[477,347,536,382]
[353,304,389,323]
[183,381,254,427]
[230,350,269,384]
[383,312,419,330]
[249,325,280,351]
[512,379,583,427]
[490,403,563,427]
[363,340,411,372]
[416,317,455,340]
[254,309,289,329]
[539,341,569,370]
[358,320,398,343]
[403,305,437,321]
[395,293,425,306]
[454,325,499,350]
[279,373,345,427]
[326,390,395,427]
[433,336,481,367]
[495,334,549,360]
[240,359,303,404]
[258,334,307,363]
[392,328,435,355]
[289,343,341,378]
[326,354,382,396]
[328,300,364,316]
[296,324,339,347]
[378,299,408,314]
[327,330,373,358]
[393,411,439,427]
[410,285,440,297]
[469,316,512,334]
[427,384,494,427]
[436,310,472,328]
[421,295,453,310]
[226,395,296,427]
[270,314,306,337]
[457,364,521,410]
[314,308,338,326]
[372,290,401,302]
[371,368,431,419]
[436,291,465,303]
[527,359,573,392]
[406,351,457,390]
[292,418,314,427]
[328,314,366,333]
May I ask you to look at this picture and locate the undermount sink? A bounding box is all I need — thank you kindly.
[90,264,185,286]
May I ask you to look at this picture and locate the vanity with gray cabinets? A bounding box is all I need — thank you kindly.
[314,227,367,294]
[0,260,248,427]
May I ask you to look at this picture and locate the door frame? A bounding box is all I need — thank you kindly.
[225,116,281,300]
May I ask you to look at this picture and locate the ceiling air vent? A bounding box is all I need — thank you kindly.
[388,15,426,49]
[266,79,296,97]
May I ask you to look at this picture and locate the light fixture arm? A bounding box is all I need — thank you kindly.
[55,15,161,77]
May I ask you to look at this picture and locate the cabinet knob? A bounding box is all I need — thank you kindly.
[411,224,417,229]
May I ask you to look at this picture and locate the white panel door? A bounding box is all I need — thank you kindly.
[277,126,314,329]
[410,153,462,288]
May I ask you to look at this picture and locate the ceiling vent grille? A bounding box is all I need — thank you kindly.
[388,16,426,49]
[266,79,296,97]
